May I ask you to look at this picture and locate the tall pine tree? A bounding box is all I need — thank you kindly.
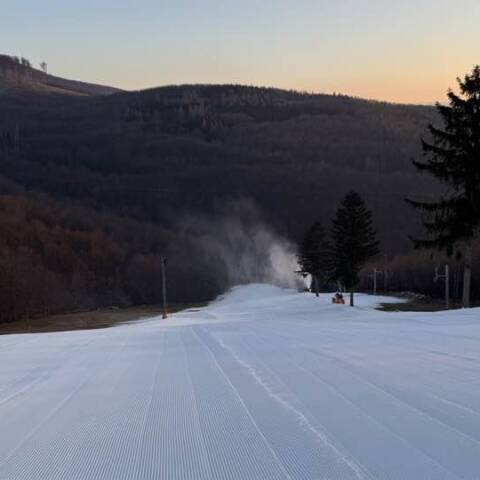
[297,222,330,296]
[330,191,379,306]
[407,66,480,308]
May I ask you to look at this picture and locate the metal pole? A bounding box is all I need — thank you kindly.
[434,264,449,310]
[445,264,449,310]
[161,256,167,319]
[383,254,388,292]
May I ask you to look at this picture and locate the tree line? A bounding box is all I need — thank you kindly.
[298,191,379,306]
[298,66,480,308]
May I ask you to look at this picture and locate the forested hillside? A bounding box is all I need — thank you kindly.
[0,60,449,320]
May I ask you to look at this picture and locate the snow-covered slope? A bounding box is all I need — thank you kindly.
[1,284,479,479]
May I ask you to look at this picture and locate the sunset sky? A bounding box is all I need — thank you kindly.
[3,0,479,104]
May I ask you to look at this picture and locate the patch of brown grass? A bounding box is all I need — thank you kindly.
[0,303,206,335]
[378,296,477,312]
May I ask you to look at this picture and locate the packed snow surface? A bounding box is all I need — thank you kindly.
[1,284,480,479]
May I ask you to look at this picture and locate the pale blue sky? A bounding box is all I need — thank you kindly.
[2,0,479,103]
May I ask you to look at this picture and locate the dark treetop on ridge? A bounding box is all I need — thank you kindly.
[330,191,379,291]
[407,65,480,252]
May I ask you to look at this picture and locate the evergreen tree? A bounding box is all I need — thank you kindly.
[297,222,330,296]
[407,66,480,308]
[330,191,379,306]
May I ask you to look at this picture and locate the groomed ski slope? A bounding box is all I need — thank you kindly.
[1,284,480,480]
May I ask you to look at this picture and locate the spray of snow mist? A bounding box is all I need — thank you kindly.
[174,199,303,291]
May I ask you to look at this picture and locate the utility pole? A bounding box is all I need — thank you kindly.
[383,254,389,292]
[369,268,380,295]
[161,256,167,319]
[434,264,449,310]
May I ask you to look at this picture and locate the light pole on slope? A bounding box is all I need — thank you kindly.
[434,264,450,310]
[161,256,167,319]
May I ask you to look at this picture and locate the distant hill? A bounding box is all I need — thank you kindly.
[0,54,120,96]
[0,68,448,320]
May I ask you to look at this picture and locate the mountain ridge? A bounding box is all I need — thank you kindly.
[0,60,449,319]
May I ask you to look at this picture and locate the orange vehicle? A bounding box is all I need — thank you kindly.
[332,292,345,304]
